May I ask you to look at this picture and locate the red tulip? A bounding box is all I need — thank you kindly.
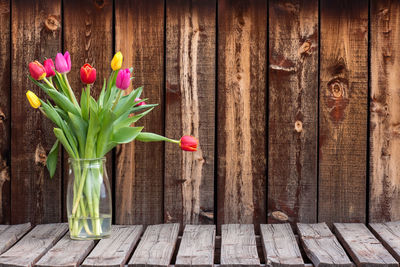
[29,61,46,80]
[179,136,198,152]
[43,59,55,77]
[80,63,96,84]
[135,98,146,106]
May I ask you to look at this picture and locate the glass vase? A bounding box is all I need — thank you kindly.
[67,157,112,240]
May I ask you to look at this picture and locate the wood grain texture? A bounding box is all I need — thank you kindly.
[260,224,304,267]
[165,0,216,226]
[217,0,267,227]
[0,223,68,267]
[0,0,10,224]
[115,0,165,225]
[297,223,352,267]
[63,0,113,221]
[176,225,216,267]
[36,234,94,267]
[0,223,31,255]
[220,224,260,267]
[370,222,400,262]
[268,0,318,224]
[370,0,400,222]
[128,223,180,267]
[319,0,368,224]
[334,223,398,267]
[11,0,62,224]
[82,225,143,267]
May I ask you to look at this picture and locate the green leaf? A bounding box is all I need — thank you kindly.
[96,109,116,157]
[114,107,154,130]
[114,87,143,117]
[112,126,143,144]
[54,128,76,159]
[84,107,100,158]
[98,78,107,107]
[135,132,179,143]
[68,112,88,155]
[54,72,70,97]
[80,88,89,121]
[46,88,81,116]
[46,140,59,178]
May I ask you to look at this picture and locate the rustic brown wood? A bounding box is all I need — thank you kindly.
[115,0,165,225]
[370,222,400,262]
[129,223,180,267]
[297,223,352,267]
[165,0,216,226]
[0,223,31,255]
[63,0,113,221]
[268,0,318,224]
[334,223,398,267]
[217,0,267,227]
[0,223,68,267]
[176,225,216,267]
[319,0,368,224]
[82,225,143,267]
[220,224,260,267]
[36,234,94,267]
[260,224,304,267]
[11,0,62,224]
[370,0,400,222]
[0,0,10,224]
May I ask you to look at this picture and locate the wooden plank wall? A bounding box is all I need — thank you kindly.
[1,0,400,227]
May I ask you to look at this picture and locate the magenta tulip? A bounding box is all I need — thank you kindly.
[43,59,55,77]
[134,98,146,106]
[116,68,131,90]
[55,51,71,73]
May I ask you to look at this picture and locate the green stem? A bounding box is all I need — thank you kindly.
[63,73,80,111]
[112,90,122,111]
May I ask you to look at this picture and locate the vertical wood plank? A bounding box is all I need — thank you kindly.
[115,0,165,225]
[0,0,11,224]
[370,0,400,222]
[63,0,113,220]
[11,0,62,224]
[165,0,216,226]
[319,0,368,224]
[217,0,267,227]
[268,0,318,224]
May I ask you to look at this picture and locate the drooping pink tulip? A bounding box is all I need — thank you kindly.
[55,51,71,74]
[179,136,198,152]
[43,59,55,77]
[115,68,131,90]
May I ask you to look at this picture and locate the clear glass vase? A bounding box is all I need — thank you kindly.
[67,157,112,240]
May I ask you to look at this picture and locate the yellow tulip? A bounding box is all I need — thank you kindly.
[26,90,41,109]
[111,51,123,71]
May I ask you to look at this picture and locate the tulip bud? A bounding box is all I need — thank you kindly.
[111,51,123,71]
[80,63,96,84]
[116,68,131,90]
[55,51,71,74]
[26,91,41,109]
[179,135,198,152]
[43,59,55,77]
[134,97,146,106]
[29,61,46,80]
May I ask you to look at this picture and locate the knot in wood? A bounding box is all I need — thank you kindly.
[44,15,60,31]
[93,0,105,9]
[330,81,344,98]
[35,144,47,166]
[294,120,303,132]
[0,109,5,123]
[298,41,311,55]
[271,211,289,222]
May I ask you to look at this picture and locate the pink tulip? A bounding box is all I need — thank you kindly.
[43,59,55,77]
[135,98,146,106]
[179,136,198,152]
[116,68,131,90]
[29,61,46,80]
[55,51,71,73]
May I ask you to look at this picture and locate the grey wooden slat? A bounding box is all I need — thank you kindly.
[128,223,180,267]
[0,223,31,255]
[176,225,216,267]
[334,223,398,267]
[297,223,352,267]
[82,225,143,267]
[220,224,260,267]
[0,223,67,267]
[260,224,304,267]
[36,234,95,267]
[370,222,400,262]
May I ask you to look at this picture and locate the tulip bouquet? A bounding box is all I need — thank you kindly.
[26,51,198,239]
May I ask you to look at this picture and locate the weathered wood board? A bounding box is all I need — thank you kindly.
[268,0,318,225]
[115,0,165,226]
[297,223,352,267]
[0,223,31,255]
[217,0,267,227]
[165,0,216,227]
[319,0,368,225]
[260,224,304,267]
[370,221,400,262]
